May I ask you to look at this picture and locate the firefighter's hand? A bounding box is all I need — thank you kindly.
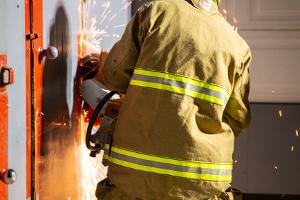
[81,53,101,69]
[105,94,125,118]
[80,50,109,80]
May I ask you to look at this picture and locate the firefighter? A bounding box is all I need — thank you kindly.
[86,0,251,199]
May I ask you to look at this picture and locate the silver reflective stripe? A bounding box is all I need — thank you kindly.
[104,148,232,176]
[130,69,230,106]
[103,145,233,182]
[133,74,229,104]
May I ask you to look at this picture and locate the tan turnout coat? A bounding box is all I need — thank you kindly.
[95,0,251,199]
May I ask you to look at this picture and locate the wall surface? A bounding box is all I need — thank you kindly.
[221,0,300,103]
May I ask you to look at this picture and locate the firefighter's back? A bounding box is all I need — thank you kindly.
[100,0,251,199]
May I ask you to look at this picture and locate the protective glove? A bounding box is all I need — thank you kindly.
[80,50,109,81]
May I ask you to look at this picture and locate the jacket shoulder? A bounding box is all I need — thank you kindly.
[136,0,181,12]
[215,15,251,61]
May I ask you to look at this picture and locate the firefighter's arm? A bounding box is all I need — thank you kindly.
[94,5,150,92]
[223,50,251,136]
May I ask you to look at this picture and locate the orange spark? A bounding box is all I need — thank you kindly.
[291,145,294,152]
[108,13,118,22]
[278,110,283,117]
[233,17,238,24]
[122,1,133,10]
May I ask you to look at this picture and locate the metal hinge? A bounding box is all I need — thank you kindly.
[26,33,39,41]
[0,67,14,87]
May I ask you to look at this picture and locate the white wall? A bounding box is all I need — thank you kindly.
[221,0,300,103]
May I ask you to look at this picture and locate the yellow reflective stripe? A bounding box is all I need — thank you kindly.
[105,144,232,170]
[103,154,231,181]
[130,80,224,105]
[131,68,230,106]
[134,68,229,97]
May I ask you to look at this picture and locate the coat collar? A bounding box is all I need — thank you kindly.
[187,0,220,13]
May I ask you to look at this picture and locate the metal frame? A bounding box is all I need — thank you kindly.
[25,0,43,198]
[0,54,8,200]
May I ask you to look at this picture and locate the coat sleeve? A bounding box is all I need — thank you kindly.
[223,50,251,136]
[94,4,150,92]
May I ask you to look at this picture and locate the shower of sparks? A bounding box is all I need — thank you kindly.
[113,24,126,28]
[78,144,107,200]
[78,113,107,200]
[52,122,67,126]
[81,0,106,54]
[112,34,120,38]
[278,110,283,117]
[108,13,118,22]
[121,0,133,10]
[79,0,133,55]
[78,1,132,198]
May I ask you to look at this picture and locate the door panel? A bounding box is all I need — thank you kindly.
[0,0,27,199]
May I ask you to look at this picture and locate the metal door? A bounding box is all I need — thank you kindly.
[0,0,31,199]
